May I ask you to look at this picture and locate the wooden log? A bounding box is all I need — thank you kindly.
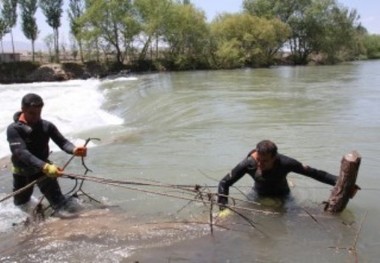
[324,151,361,213]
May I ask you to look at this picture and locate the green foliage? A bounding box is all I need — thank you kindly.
[19,0,38,42]
[363,34,380,59]
[39,0,63,28]
[160,2,210,70]
[243,0,362,65]
[79,0,139,65]
[308,2,361,64]
[213,39,245,69]
[0,16,8,40]
[0,0,17,48]
[133,0,172,60]
[68,0,85,37]
[243,0,311,22]
[1,0,18,28]
[39,0,63,62]
[210,13,290,68]
[68,0,86,62]
[1,0,371,73]
[19,0,38,61]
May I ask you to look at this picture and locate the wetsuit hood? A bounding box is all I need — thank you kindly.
[13,111,22,122]
[12,111,33,134]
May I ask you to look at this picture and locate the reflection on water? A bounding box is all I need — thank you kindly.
[1,61,380,262]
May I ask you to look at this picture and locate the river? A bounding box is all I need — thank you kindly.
[0,61,379,262]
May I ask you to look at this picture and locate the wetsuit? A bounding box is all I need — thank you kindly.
[218,150,337,206]
[7,111,75,207]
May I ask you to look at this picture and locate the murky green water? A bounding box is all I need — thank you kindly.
[1,61,379,262]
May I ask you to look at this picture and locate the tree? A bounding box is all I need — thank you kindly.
[79,0,139,66]
[39,0,63,63]
[44,33,54,61]
[1,0,18,56]
[363,34,380,59]
[243,0,361,65]
[69,34,78,61]
[243,0,304,22]
[309,2,361,63]
[160,2,210,69]
[210,13,290,68]
[20,0,38,61]
[0,15,8,54]
[68,0,85,62]
[133,0,172,61]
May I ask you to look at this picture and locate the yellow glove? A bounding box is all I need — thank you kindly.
[73,146,87,157]
[42,163,63,177]
[218,208,232,218]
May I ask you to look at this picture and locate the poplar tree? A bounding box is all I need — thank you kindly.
[1,0,18,56]
[68,0,85,62]
[0,17,7,54]
[20,0,38,61]
[39,0,63,62]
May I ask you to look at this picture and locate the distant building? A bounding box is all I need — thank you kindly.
[0,53,21,63]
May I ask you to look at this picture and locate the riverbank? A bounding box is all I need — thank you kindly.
[0,55,322,84]
[0,61,112,84]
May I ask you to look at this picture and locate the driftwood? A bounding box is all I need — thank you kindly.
[324,151,361,213]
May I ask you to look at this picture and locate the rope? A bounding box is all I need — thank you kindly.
[61,172,275,215]
[0,178,45,203]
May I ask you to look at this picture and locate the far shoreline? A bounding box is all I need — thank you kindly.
[1,58,379,85]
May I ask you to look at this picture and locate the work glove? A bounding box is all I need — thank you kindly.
[42,163,63,177]
[218,208,232,218]
[73,146,87,157]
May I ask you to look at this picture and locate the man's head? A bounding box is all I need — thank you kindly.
[22,93,44,108]
[255,140,278,171]
[21,93,44,125]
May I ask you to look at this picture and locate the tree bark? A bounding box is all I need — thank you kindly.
[324,151,361,213]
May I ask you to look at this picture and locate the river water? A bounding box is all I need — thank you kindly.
[0,61,379,262]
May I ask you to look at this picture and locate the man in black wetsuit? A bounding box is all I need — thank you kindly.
[7,93,87,212]
[218,140,339,210]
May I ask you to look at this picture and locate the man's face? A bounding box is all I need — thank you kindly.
[22,106,42,125]
[256,152,276,171]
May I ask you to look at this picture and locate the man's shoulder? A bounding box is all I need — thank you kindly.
[40,119,56,129]
[7,120,30,135]
[277,154,299,165]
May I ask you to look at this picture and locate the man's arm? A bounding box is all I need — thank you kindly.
[7,125,46,169]
[218,157,253,208]
[286,156,337,186]
[47,122,75,154]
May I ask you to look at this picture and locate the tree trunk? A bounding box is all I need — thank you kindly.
[32,40,35,62]
[54,27,60,63]
[324,151,361,213]
[79,40,84,63]
[11,30,15,58]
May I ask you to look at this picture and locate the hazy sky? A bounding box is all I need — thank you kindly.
[4,0,380,51]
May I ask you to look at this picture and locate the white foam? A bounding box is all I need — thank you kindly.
[0,194,30,233]
[0,79,124,158]
[101,76,138,84]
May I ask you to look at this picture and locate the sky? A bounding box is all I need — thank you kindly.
[2,0,380,52]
